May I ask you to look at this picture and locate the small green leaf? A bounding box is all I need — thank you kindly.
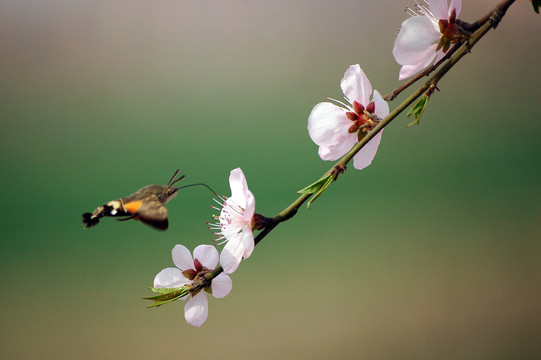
[533,0,540,14]
[306,175,334,209]
[147,287,179,294]
[406,95,429,128]
[143,287,189,308]
[144,293,174,301]
[146,299,177,308]
[297,174,333,195]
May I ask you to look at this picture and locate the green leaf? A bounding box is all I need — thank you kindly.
[406,95,429,128]
[147,287,180,294]
[533,0,540,14]
[306,175,334,209]
[297,174,333,195]
[297,174,335,209]
[146,299,178,308]
[143,287,189,308]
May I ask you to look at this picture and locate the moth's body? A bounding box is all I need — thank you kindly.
[82,170,184,231]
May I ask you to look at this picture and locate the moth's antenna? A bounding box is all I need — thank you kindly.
[177,183,217,196]
[167,169,181,186]
[168,169,217,195]
[169,174,186,186]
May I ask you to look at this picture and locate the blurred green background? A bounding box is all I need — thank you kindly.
[1,0,540,359]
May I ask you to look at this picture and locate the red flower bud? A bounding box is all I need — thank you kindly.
[346,111,358,121]
[439,19,448,34]
[193,258,203,272]
[348,122,360,133]
[366,101,375,114]
[352,100,364,114]
[182,269,197,280]
[449,8,456,23]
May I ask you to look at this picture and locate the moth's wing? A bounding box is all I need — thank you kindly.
[116,214,137,222]
[133,195,169,230]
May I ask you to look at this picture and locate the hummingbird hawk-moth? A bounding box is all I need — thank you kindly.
[82,169,185,231]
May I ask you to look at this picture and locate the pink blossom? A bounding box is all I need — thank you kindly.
[154,244,232,327]
[307,64,389,170]
[209,168,256,274]
[393,0,463,80]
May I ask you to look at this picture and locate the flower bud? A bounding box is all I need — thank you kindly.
[366,101,375,114]
[346,111,358,121]
[348,122,360,133]
[352,100,365,114]
[182,269,197,280]
[193,258,204,272]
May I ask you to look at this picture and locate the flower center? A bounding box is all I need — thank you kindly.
[183,259,213,295]
[408,3,468,54]
[346,100,380,141]
[209,195,246,245]
[437,9,467,53]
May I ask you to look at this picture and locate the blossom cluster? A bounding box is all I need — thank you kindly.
[151,0,466,327]
[152,168,257,327]
[308,0,463,167]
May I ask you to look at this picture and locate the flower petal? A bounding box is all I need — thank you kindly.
[193,244,219,269]
[241,225,255,259]
[242,190,256,222]
[397,44,439,80]
[353,131,383,170]
[429,0,450,20]
[450,0,462,17]
[220,234,244,274]
[393,16,440,65]
[318,134,357,161]
[153,267,190,288]
[211,273,233,298]
[372,90,389,120]
[228,168,249,206]
[434,49,446,63]
[308,102,351,147]
[227,169,256,226]
[341,64,371,106]
[184,292,208,327]
[172,244,194,271]
[219,214,243,240]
